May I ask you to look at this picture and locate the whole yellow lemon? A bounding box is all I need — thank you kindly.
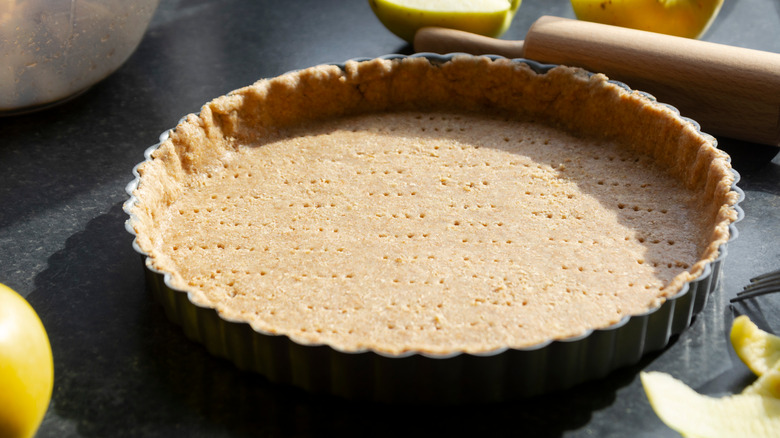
[570,0,724,39]
[0,283,54,438]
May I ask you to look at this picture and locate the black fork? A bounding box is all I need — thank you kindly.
[730,268,780,303]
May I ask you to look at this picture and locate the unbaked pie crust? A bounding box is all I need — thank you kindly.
[129,55,739,357]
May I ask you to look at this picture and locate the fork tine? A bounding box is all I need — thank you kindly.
[749,268,780,283]
[732,285,780,301]
[730,270,780,303]
[743,277,780,292]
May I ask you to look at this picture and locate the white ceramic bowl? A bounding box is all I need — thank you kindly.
[0,0,160,114]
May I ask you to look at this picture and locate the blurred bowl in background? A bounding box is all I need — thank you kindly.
[0,0,160,115]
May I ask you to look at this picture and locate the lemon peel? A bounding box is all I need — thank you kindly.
[642,315,780,437]
[731,314,780,377]
[742,361,780,399]
[641,371,780,438]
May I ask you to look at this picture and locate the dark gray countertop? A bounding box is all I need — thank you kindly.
[1,0,779,436]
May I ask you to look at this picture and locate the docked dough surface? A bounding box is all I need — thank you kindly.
[130,56,738,355]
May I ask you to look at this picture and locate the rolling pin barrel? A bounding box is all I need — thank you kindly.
[415,16,780,146]
[525,16,780,146]
[414,27,525,58]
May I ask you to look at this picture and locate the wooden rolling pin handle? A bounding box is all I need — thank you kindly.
[414,27,525,59]
[414,16,780,146]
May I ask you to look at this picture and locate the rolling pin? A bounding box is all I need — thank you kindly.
[414,15,780,146]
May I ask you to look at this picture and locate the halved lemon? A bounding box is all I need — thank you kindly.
[369,0,522,43]
[569,0,724,39]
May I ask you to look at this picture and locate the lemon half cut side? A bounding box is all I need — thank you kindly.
[369,0,522,43]
[570,0,724,39]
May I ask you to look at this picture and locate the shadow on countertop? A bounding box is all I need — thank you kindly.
[717,136,780,186]
[26,202,660,438]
